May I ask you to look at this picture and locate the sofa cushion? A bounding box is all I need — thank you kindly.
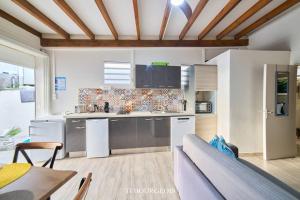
[209,135,219,148]
[217,136,236,158]
[183,134,300,200]
[174,146,224,200]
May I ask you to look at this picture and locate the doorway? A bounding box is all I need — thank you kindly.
[0,61,35,162]
[263,64,297,160]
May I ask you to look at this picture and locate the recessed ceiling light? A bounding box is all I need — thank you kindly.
[171,0,184,6]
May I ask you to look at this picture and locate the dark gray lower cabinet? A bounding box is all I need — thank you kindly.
[110,117,170,150]
[153,117,170,146]
[109,118,137,149]
[66,118,86,152]
[137,118,156,147]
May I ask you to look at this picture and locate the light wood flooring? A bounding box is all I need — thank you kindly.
[241,149,300,192]
[52,151,180,200]
[51,150,300,200]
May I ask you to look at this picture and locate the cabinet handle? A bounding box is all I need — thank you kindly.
[75,126,85,129]
[110,119,119,122]
[155,118,164,121]
[167,86,173,88]
[144,85,151,87]
[145,118,152,121]
[71,120,81,123]
[178,118,190,120]
[29,133,43,136]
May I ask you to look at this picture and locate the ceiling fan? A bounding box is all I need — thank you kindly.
[171,0,192,19]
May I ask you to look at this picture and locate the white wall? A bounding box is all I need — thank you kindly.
[209,50,290,153]
[230,50,290,153]
[207,51,231,141]
[49,48,204,114]
[0,90,35,138]
[0,18,40,50]
[248,5,300,64]
[248,4,300,133]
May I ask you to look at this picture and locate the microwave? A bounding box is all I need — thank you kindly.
[195,101,212,113]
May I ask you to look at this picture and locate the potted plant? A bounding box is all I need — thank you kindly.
[0,127,21,151]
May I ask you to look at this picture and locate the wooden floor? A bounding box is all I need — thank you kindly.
[241,149,300,192]
[52,149,300,200]
[52,151,180,200]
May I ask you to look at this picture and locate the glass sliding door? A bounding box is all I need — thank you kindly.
[0,61,35,154]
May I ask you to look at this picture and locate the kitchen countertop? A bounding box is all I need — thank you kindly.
[64,111,195,119]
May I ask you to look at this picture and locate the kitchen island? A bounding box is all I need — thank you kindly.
[64,112,195,155]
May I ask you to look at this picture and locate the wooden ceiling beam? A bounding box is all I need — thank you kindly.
[132,0,140,40]
[217,0,272,40]
[95,0,118,40]
[198,0,241,40]
[41,38,249,47]
[0,9,41,38]
[54,0,95,40]
[12,0,69,39]
[235,0,300,39]
[179,0,209,40]
[159,0,172,40]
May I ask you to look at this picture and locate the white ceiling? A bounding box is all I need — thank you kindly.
[0,0,298,40]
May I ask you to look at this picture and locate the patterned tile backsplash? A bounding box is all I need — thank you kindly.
[79,88,185,113]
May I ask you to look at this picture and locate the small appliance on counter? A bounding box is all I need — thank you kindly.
[195,101,212,114]
[182,99,187,112]
[75,104,86,113]
[104,102,109,113]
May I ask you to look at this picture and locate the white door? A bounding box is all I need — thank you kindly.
[263,64,297,160]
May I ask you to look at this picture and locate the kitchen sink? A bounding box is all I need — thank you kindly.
[151,111,182,114]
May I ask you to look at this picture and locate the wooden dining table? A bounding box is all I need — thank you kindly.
[0,166,77,200]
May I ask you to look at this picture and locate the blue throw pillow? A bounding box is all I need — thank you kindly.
[209,135,219,149]
[217,136,236,158]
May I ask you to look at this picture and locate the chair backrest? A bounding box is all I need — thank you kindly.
[13,142,63,169]
[73,173,92,200]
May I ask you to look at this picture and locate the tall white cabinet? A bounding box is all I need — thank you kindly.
[207,49,291,153]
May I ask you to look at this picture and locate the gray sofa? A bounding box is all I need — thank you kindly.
[174,134,300,200]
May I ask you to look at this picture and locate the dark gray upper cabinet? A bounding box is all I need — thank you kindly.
[135,65,153,88]
[165,66,181,89]
[152,66,167,88]
[135,65,181,89]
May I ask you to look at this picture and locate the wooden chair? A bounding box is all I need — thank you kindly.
[13,142,63,169]
[73,173,92,200]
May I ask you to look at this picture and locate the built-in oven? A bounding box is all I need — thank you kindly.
[195,101,212,113]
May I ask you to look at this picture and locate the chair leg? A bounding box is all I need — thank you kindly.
[12,147,19,163]
[20,149,34,166]
[79,178,86,190]
[50,147,59,169]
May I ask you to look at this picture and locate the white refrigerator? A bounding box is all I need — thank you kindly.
[29,120,65,162]
[86,119,109,158]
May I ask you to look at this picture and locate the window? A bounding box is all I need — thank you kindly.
[104,62,131,85]
[181,65,190,86]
